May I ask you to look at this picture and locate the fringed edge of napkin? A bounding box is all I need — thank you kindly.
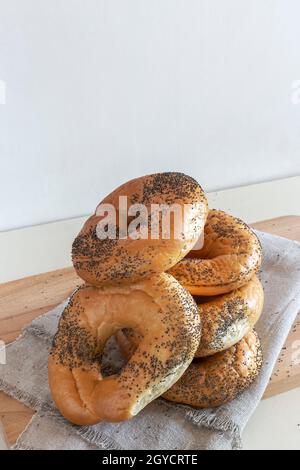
[160,400,242,449]
[0,374,242,450]
[1,312,242,450]
[0,377,52,412]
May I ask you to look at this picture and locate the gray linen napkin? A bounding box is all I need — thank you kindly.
[0,230,300,450]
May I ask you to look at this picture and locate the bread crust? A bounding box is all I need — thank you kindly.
[72,173,208,286]
[195,275,264,356]
[48,273,201,425]
[168,210,262,296]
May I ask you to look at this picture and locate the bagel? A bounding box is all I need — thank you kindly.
[48,273,201,425]
[117,275,264,358]
[72,172,208,286]
[117,329,262,409]
[163,330,262,408]
[195,275,264,356]
[168,210,262,296]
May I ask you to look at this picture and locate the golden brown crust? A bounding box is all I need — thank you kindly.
[168,210,262,296]
[48,273,201,425]
[72,173,208,286]
[195,275,264,356]
[163,330,262,408]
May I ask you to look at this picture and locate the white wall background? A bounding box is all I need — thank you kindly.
[0,0,300,231]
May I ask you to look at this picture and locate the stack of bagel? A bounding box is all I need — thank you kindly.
[48,173,263,425]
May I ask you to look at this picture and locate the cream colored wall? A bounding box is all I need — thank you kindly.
[1,1,300,231]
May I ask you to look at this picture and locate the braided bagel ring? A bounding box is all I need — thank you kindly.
[168,210,262,296]
[117,275,264,358]
[48,273,201,425]
[72,172,208,286]
[117,330,262,409]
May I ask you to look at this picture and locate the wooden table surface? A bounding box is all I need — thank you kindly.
[0,215,300,445]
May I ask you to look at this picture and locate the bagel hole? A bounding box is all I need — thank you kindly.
[191,356,206,365]
[193,295,216,304]
[100,334,128,377]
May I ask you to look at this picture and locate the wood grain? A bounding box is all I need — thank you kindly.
[0,215,299,445]
[252,216,300,399]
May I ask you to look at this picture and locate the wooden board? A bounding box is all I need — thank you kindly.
[0,215,299,445]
